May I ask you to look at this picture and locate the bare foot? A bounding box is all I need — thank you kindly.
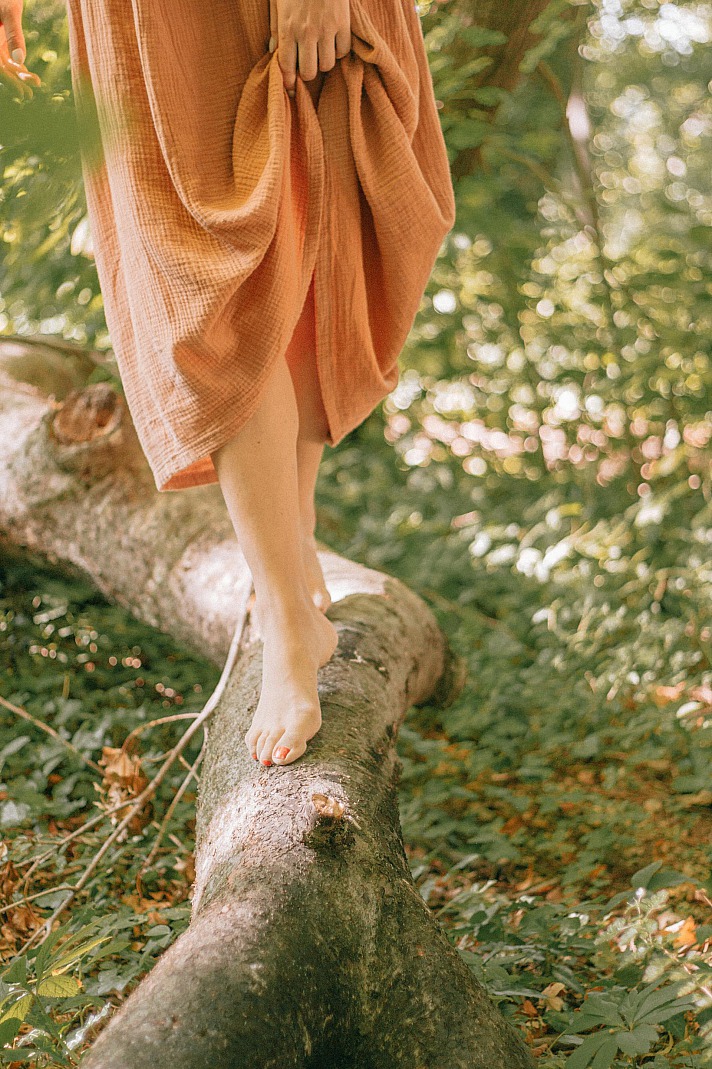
[245,597,338,767]
[302,531,331,614]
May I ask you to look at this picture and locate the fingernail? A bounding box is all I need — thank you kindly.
[268,35,275,52]
[11,49,24,65]
[274,747,289,761]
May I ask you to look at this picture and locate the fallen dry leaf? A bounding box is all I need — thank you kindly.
[95,745,151,834]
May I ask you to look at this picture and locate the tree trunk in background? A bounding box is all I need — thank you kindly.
[0,347,535,1066]
[450,0,577,178]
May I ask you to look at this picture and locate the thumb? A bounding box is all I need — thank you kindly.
[2,7,26,64]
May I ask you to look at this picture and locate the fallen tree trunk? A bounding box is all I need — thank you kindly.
[0,346,535,1067]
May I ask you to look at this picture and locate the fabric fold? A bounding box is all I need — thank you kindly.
[66,0,455,491]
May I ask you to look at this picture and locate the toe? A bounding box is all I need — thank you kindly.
[244,729,259,760]
[259,733,281,766]
[254,731,269,762]
[272,735,307,765]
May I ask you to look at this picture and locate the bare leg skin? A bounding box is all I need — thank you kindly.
[284,272,332,614]
[210,348,338,768]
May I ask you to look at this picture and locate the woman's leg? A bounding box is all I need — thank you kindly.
[210,345,338,768]
[284,272,331,612]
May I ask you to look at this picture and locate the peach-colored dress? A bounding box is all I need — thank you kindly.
[65,0,455,491]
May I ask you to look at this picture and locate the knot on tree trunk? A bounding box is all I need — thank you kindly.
[51,381,122,443]
[49,382,147,482]
[302,791,358,850]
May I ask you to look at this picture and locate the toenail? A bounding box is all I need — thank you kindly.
[274,747,289,761]
[262,760,272,766]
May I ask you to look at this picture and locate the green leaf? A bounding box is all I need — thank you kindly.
[565,1031,616,1069]
[32,927,64,983]
[617,1025,657,1055]
[633,981,688,1023]
[448,119,491,152]
[630,861,687,892]
[591,1037,619,1069]
[567,995,625,1032]
[648,1002,698,1026]
[460,26,508,48]
[145,925,171,938]
[0,1016,21,1046]
[36,974,81,998]
[0,992,33,1023]
[1,957,26,986]
[47,934,110,973]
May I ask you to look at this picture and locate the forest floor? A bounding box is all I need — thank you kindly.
[1,426,711,1068]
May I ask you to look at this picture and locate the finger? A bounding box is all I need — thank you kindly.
[297,37,318,82]
[18,67,41,86]
[335,27,351,59]
[278,29,297,96]
[1,4,26,65]
[0,65,31,100]
[318,35,335,73]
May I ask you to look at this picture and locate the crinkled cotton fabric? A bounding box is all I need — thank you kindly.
[65,0,456,491]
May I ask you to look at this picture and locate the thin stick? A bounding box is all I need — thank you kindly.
[120,712,201,752]
[0,694,102,774]
[20,794,161,893]
[137,737,206,882]
[0,884,76,914]
[12,587,250,960]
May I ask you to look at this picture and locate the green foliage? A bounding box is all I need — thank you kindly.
[1,0,109,352]
[0,924,109,1065]
[0,908,191,1063]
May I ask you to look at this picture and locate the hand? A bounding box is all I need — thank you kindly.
[0,1,41,99]
[268,0,351,99]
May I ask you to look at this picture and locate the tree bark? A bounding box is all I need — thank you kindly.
[450,0,579,178]
[0,347,534,1067]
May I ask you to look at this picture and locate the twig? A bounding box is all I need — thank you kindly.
[120,713,201,753]
[0,883,76,914]
[0,693,102,774]
[137,737,206,885]
[20,795,167,893]
[19,732,201,892]
[11,586,250,961]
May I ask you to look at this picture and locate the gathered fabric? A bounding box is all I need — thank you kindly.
[65,0,456,491]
